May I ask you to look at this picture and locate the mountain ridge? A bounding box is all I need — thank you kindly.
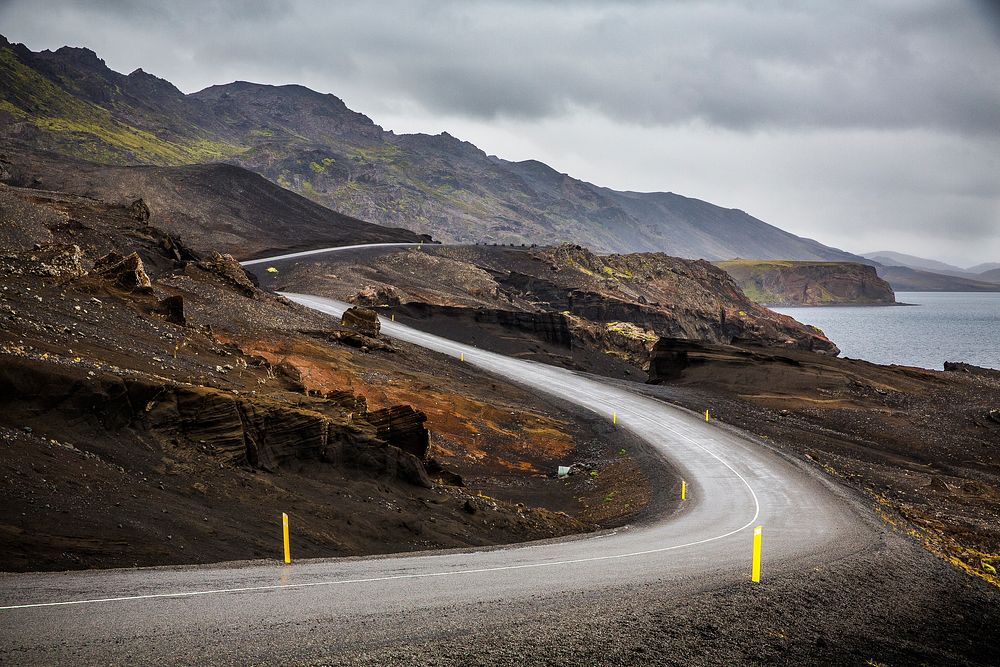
[0,34,868,262]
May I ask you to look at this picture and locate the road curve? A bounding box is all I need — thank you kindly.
[0,247,868,665]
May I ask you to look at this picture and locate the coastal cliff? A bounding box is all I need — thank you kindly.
[716,259,896,306]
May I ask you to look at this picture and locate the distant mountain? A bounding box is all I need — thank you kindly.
[976,267,1000,284]
[862,251,970,276]
[0,143,424,258]
[967,262,1000,274]
[0,34,866,262]
[874,265,1000,292]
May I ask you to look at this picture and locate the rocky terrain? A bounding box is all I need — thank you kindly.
[716,259,896,306]
[0,142,427,258]
[0,180,664,572]
[0,34,867,261]
[645,338,1000,588]
[261,244,838,376]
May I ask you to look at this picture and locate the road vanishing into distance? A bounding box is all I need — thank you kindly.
[0,244,870,665]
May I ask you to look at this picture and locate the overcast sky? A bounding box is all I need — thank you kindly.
[3,0,999,266]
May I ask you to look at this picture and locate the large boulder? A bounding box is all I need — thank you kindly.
[92,252,152,290]
[127,198,150,223]
[341,306,381,337]
[197,252,258,295]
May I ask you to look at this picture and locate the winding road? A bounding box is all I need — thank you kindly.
[0,244,867,665]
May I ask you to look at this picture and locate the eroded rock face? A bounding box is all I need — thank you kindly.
[92,251,152,290]
[365,405,430,460]
[0,355,433,487]
[157,295,186,325]
[341,306,381,337]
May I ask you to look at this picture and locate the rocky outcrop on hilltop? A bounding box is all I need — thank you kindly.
[716,259,896,306]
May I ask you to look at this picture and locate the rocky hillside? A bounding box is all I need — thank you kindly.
[0,180,659,571]
[0,34,864,261]
[0,143,426,259]
[716,259,896,305]
[263,244,838,375]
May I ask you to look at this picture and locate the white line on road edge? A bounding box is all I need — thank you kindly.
[0,492,758,611]
[239,243,421,266]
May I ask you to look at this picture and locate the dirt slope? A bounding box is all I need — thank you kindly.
[0,142,426,259]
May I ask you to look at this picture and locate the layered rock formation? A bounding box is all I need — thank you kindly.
[0,355,432,486]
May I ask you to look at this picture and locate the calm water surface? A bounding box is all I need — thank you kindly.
[774,292,1000,370]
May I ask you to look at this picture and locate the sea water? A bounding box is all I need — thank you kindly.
[773,292,1000,371]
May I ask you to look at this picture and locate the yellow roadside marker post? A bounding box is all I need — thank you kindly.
[460,352,465,362]
[751,525,763,582]
[282,513,291,565]
[681,479,687,501]
[705,409,710,422]
[612,411,617,425]
[391,313,395,322]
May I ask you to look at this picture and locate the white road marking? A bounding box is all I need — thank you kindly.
[0,492,757,611]
[239,243,421,266]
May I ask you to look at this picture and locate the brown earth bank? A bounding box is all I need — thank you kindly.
[261,243,838,377]
[716,258,897,306]
[644,338,1000,588]
[0,182,665,572]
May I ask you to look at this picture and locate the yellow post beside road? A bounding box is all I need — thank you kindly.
[282,512,291,565]
[460,352,465,362]
[612,411,617,425]
[751,525,762,582]
[681,479,686,500]
[705,409,710,422]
